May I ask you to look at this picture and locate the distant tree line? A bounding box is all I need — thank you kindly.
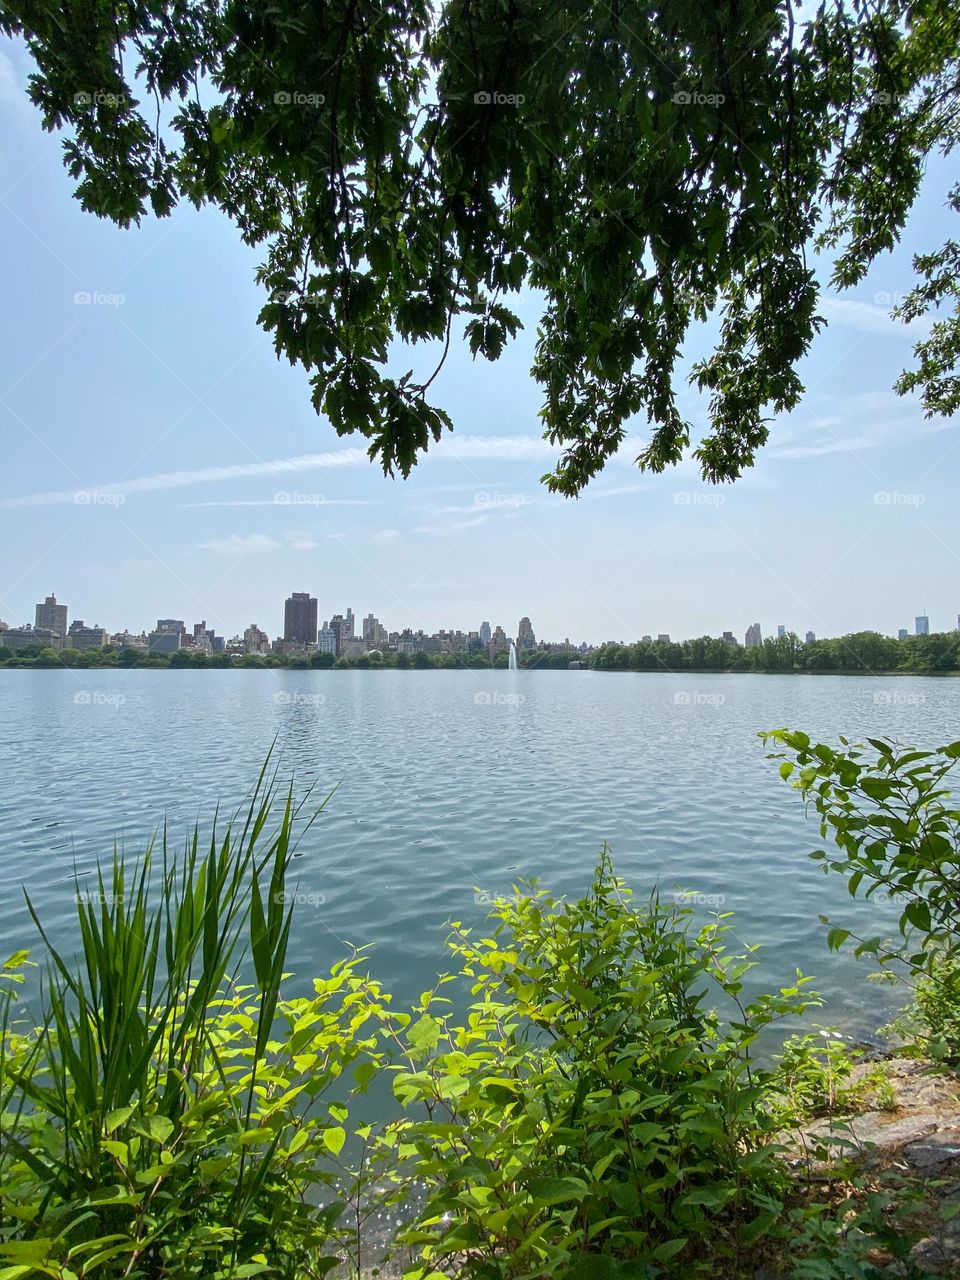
[591,631,960,675]
[2,633,958,674]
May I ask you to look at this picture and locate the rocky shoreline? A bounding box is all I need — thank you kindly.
[781,1057,960,1275]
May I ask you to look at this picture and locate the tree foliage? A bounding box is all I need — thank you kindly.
[2,0,958,489]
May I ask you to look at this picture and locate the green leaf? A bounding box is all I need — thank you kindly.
[904,900,931,933]
[103,1105,135,1132]
[138,1115,174,1145]
[322,1126,346,1157]
[407,1015,442,1054]
[528,1176,589,1204]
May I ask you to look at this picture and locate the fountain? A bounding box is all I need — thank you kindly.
[508,641,518,670]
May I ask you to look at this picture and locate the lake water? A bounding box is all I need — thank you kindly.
[0,668,954,1039]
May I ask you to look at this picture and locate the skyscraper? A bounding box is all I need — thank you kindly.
[898,628,908,641]
[345,608,355,642]
[35,593,67,644]
[363,613,387,648]
[915,614,930,637]
[517,617,536,650]
[284,592,318,644]
[478,621,491,647]
[744,622,762,648]
[805,631,816,644]
[776,624,786,639]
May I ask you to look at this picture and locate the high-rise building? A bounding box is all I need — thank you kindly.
[35,593,67,644]
[344,608,355,642]
[489,625,508,660]
[744,622,762,648]
[722,631,738,646]
[517,617,536,650]
[363,613,387,648]
[657,633,670,643]
[479,621,491,647]
[915,614,930,637]
[777,624,786,639]
[317,622,337,655]
[66,621,108,652]
[957,614,960,632]
[898,628,908,641]
[805,631,816,644]
[148,630,182,654]
[329,614,349,656]
[284,592,318,644]
[243,623,270,654]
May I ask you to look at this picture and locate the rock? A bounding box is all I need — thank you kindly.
[904,1128,960,1173]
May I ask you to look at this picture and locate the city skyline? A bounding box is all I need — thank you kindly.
[1,585,956,656]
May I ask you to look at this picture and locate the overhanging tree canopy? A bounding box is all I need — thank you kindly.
[1,0,957,490]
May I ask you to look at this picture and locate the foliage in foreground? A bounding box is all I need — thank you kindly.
[3,1,959,487]
[376,850,817,1279]
[0,762,384,1280]
[2,748,957,1279]
[764,731,960,972]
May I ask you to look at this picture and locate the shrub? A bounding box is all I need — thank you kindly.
[771,1031,860,1125]
[376,847,818,1279]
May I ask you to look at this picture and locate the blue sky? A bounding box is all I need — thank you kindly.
[1,39,958,646]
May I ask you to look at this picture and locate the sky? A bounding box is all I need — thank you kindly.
[1,39,958,647]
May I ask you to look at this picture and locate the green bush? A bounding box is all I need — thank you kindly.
[376,848,818,1279]
[771,1031,860,1125]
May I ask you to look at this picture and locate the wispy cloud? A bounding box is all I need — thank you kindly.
[0,436,559,509]
[769,435,880,460]
[200,531,318,555]
[179,498,377,508]
[819,296,932,338]
[411,515,490,535]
